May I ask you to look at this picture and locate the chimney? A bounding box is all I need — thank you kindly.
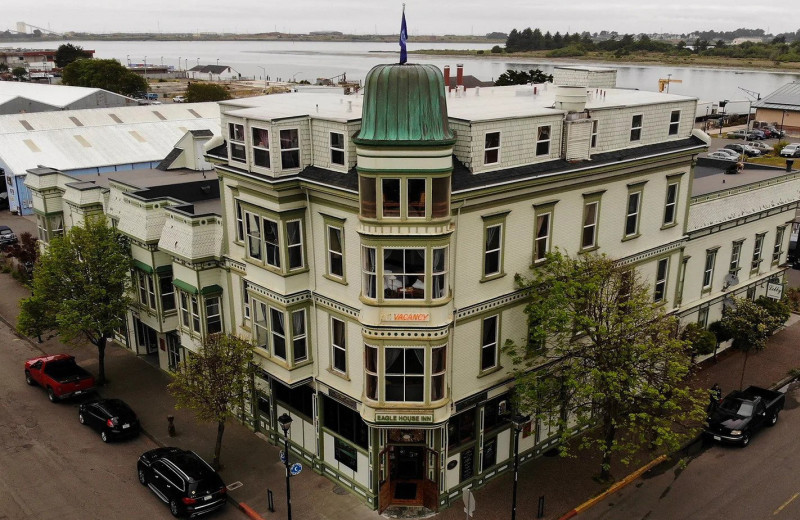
[456,64,464,89]
[444,65,451,92]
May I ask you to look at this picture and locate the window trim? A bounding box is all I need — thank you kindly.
[630,114,643,142]
[384,347,426,403]
[481,212,508,280]
[258,302,313,368]
[623,187,643,239]
[730,240,744,274]
[772,226,786,265]
[662,181,679,227]
[751,233,766,273]
[205,295,222,335]
[590,119,598,148]
[241,204,307,276]
[702,248,718,291]
[484,131,501,165]
[669,110,681,136]
[535,125,551,157]
[279,128,301,170]
[580,193,603,252]
[533,201,557,263]
[330,316,347,376]
[654,257,669,303]
[480,315,500,373]
[228,122,246,163]
[285,219,305,271]
[330,131,345,166]
[252,126,271,169]
[325,222,346,283]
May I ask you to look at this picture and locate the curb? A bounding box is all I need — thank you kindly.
[238,502,266,520]
[557,455,667,520]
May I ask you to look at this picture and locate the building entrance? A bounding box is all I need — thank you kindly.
[378,429,439,513]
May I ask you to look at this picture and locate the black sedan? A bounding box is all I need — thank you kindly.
[78,398,140,442]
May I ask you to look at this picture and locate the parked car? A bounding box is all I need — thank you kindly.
[726,130,748,139]
[78,398,140,442]
[172,96,186,103]
[724,143,760,157]
[765,126,785,138]
[748,141,774,154]
[747,129,766,140]
[145,93,159,100]
[138,447,227,518]
[0,225,18,247]
[715,148,741,158]
[705,386,785,447]
[24,354,95,402]
[707,151,737,161]
[780,143,800,158]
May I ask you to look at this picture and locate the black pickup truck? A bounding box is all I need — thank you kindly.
[705,386,785,447]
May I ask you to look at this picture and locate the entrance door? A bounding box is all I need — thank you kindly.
[378,445,392,514]
[422,448,439,512]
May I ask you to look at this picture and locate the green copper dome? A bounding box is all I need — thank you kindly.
[355,63,455,146]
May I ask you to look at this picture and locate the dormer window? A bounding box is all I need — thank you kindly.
[330,132,345,166]
[630,115,643,142]
[252,127,270,168]
[280,129,300,169]
[484,132,500,164]
[229,123,246,163]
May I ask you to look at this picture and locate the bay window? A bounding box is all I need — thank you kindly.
[385,348,425,402]
[252,127,270,168]
[228,122,246,163]
[362,245,448,301]
[279,128,300,169]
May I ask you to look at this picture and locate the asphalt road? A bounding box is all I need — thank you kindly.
[0,320,240,520]
[581,382,800,520]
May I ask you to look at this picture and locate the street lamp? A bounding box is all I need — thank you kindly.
[178,56,181,71]
[144,56,148,81]
[257,65,266,90]
[277,413,293,520]
[291,71,303,83]
[126,54,130,66]
[216,58,219,66]
[718,100,728,136]
[510,413,531,520]
[781,110,787,136]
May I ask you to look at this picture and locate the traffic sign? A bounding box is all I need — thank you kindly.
[290,462,303,476]
[280,450,286,463]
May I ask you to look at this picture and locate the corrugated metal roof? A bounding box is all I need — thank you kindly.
[0,103,220,174]
[753,80,800,110]
[0,82,130,108]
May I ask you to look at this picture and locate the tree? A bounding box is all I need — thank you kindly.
[19,217,131,385]
[506,251,705,481]
[18,295,53,343]
[719,298,782,390]
[62,59,148,96]
[55,43,91,68]
[754,295,790,331]
[11,67,28,81]
[169,333,255,470]
[681,322,716,361]
[186,82,232,102]
[0,63,8,73]
[494,68,553,86]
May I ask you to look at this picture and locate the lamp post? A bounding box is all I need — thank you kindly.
[510,413,531,520]
[781,110,787,137]
[216,58,220,66]
[257,66,266,90]
[144,56,148,80]
[718,100,728,136]
[291,72,303,83]
[277,413,293,520]
[126,54,130,66]
[178,56,181,71]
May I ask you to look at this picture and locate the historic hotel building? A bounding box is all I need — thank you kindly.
[25,64,798,513]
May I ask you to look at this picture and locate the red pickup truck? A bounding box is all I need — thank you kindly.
[24,354,95,402]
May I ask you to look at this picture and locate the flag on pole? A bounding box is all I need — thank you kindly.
[399,5,408,64]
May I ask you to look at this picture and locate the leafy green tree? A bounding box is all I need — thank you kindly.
[681,322,717,361]
[0,63,8,73]
[18,296,53,343]
[186,82,232,102]
[506,251,705,481]
[62,59,148,96]
[495,68,553,86]
[169,333,255,470]
[755,295,790,331]
[55,43,91,68]
[19,217,131,384]
[720,298,782,390]
[11,67,28,81]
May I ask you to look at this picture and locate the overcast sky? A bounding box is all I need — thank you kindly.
[5,1,798,36]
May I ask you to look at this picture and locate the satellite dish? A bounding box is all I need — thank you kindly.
[722,273,739,289]
[722,297,737,312]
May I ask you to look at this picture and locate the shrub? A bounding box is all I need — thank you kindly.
[682,322,717,358]
[491,45,503,54]
[477,50,484,55]
[775,140,790,155]
[755,295,791,332]
[785,287,800,312]
[547,46,586,58]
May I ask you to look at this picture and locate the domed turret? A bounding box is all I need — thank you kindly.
[355,63,455,145]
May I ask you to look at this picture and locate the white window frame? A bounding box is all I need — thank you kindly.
[481,315,499,372]
[663,182,678,226]
[630,114,643,142]
[703,250,717,290]
[269,306,287,360]
[582,201,599,249]
[752,233,765,271]
[432,246,448,300]
[327,225,344,279]
[534,211,551,262]
[242,280,251,322]
[625,190,642,237]
[252,127,270,168]
[205,296,222,334]
[291,309,307,363]
[279,128,300,169]
[330,131,345,166]
[773,226,786,264]
[536,125,551,156]
[362,246,377,299]
[383,247,426,301]
[263,217,281,268]
[286,219,304,270]
[228,122,246,163]
[669,110,680,136]
[235,201,244,242]
[384,347,425,403]
[484,131,501,165]
[484,223,503,277]
[590,119,598,148]
[245,211,262,261]
[331,317,347,374]
[730,240,743,274]
[654,257,669,303]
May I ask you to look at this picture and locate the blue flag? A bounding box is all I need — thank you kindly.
[399,9,408,64]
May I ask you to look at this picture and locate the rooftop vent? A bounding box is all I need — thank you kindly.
[554,86,588,113]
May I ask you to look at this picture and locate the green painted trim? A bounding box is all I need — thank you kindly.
[201,284,223,296]
[357,151,453,159]
[133,259,153,274]
[356,167,453,174]
[173,278,198,295]
[353,138,456,147]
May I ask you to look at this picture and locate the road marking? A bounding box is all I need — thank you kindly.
[773,492,800,515]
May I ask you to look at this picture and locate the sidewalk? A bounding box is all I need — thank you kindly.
[3,256,800,520]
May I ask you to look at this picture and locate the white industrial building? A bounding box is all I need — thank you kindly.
[0,82,137,115]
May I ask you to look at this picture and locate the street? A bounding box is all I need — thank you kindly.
[0,319,241,520]
[581,382,800,520]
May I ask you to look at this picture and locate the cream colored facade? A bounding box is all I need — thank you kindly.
[24,65,798,513]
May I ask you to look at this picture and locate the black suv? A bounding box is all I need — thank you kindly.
[137,448,227,518]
